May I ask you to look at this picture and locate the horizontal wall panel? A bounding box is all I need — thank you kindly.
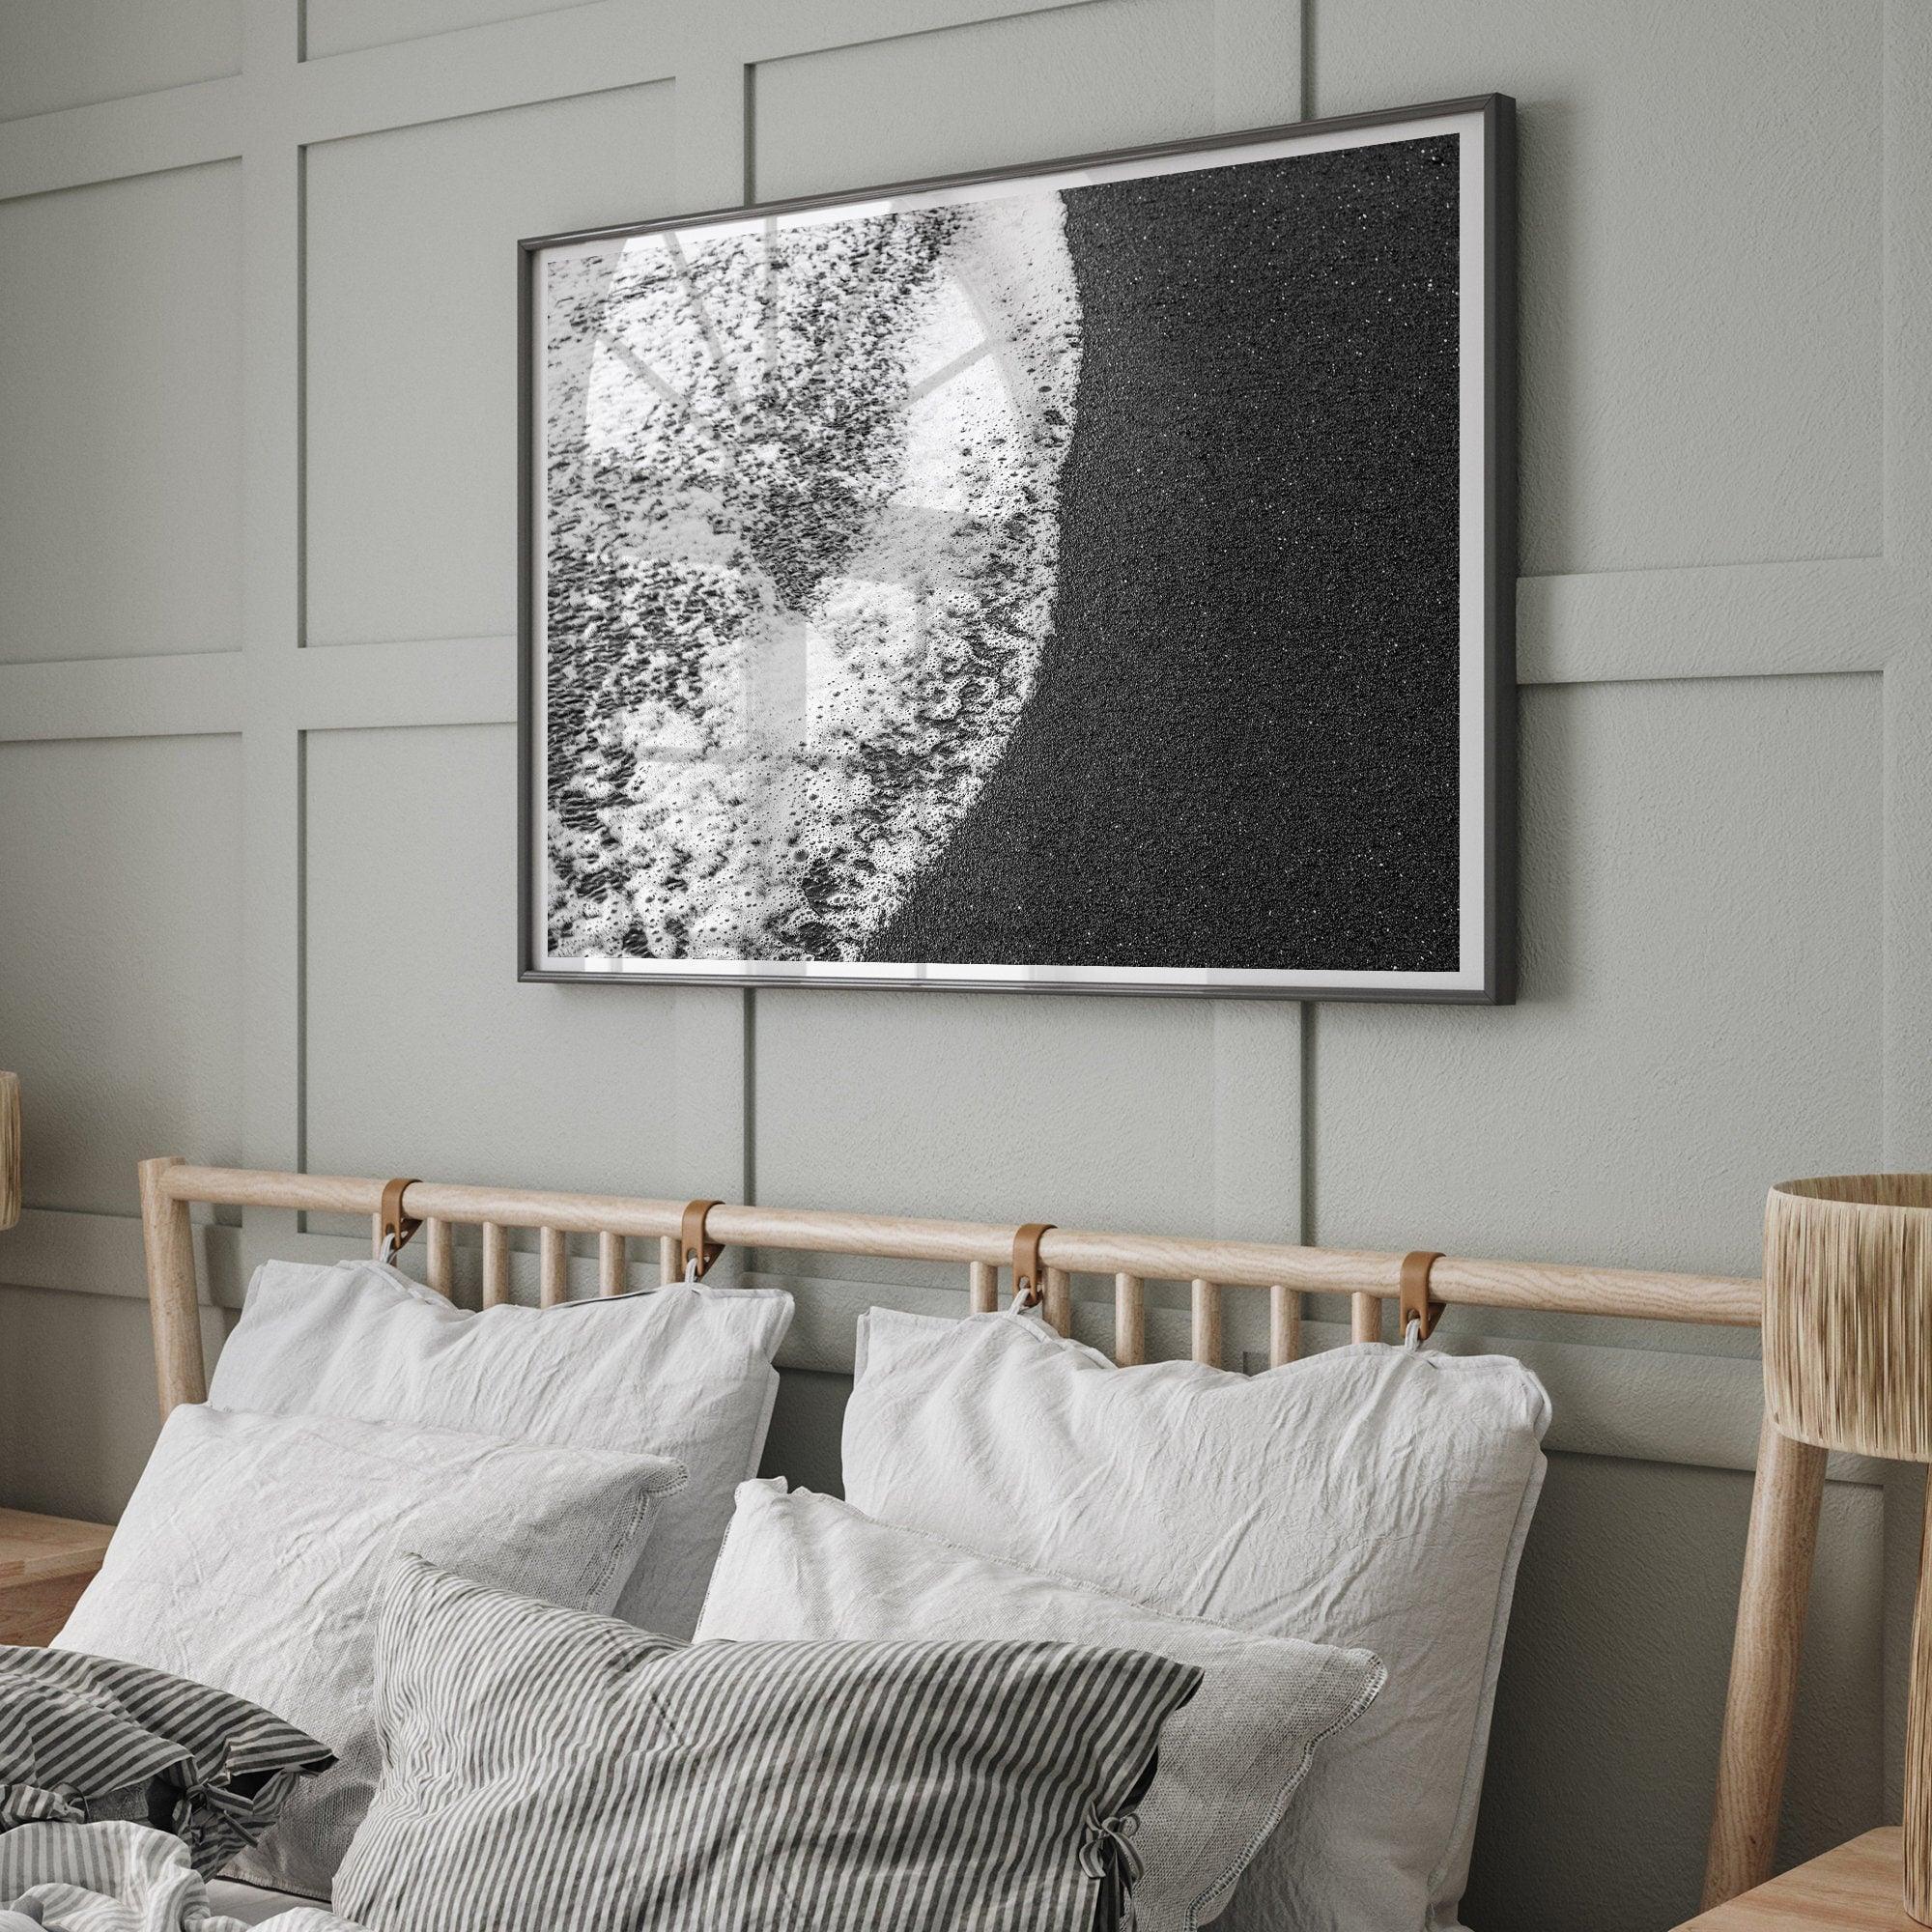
[1316,0,1883,581]
[305,0,598,62]
[0,0,241,125]
[0,75,242,209]
[303,81,673,649]
[0,161,242,664]
[0,1208,242,1308]
[0,734,244,1216]
[1464,1455,1883,1932]
[0,651,244,745]
[752,0,1223,201]
[1315,674,1884,1279]
[303,724,691,1196]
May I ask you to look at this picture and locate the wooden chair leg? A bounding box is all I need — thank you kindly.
[1702,1414,1829,1908]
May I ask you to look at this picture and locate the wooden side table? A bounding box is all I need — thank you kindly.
[1677,1830,1917,1930]
[0,1507,112,1646]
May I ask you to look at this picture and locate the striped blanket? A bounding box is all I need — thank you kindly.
[0,1824,362,1932]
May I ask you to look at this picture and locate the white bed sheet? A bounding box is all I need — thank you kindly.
[206,1877,331,1925]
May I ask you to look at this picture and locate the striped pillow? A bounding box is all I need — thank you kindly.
[0,1647,333,1877]
[336,1555,1203,1932]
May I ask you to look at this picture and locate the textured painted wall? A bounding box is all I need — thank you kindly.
[0,5,1923,1927]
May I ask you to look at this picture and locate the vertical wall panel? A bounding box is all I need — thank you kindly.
[1313,0,1884,577]
[303,83,673,648]
[0,735,245,1215]
[1315,676,1884,1276]
[755,988,1220,1233]
[0,162,242,663]
[746,0,1257,1305]
[1467,1457,1885,1932]
[303,724,687,1194]
[0,1288,177,1522]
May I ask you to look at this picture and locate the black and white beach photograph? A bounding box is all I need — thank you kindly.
[523,100,1510,997]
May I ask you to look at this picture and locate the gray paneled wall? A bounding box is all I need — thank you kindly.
[0,4,1923,1928]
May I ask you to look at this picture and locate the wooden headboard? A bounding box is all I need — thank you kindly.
[136,1153,1815,1913]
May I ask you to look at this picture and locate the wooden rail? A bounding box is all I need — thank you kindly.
[150,1161,1759,1323]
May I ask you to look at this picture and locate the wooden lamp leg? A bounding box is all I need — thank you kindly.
[1906,1473,1932,1924]
[1703,1417,1829,1909]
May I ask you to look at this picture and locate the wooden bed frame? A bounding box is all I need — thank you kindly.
[137,1153,1824,1914]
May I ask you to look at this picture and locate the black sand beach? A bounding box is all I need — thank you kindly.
[866,133,1463,973]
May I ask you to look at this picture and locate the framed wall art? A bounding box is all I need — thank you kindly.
[520,94,1516,1000]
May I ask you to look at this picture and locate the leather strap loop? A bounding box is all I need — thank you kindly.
[681,1199,724,1280]
[1399,1249,1444,1344]
[379,1178,422,1260]
[1012,1223,1054,1311]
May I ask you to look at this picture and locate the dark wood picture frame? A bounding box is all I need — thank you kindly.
[519,94,1517,1001]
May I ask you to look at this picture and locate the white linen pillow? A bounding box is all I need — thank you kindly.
[207,1256,792,1638]
[841,1308,1551,1932]
[55,1404,683,1902]
[696,1478,1385,1931]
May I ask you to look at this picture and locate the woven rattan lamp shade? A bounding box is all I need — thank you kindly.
[0,1074,17,1233]
[1763,1174,1932,1922]
[1764,1175,1932,1460]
